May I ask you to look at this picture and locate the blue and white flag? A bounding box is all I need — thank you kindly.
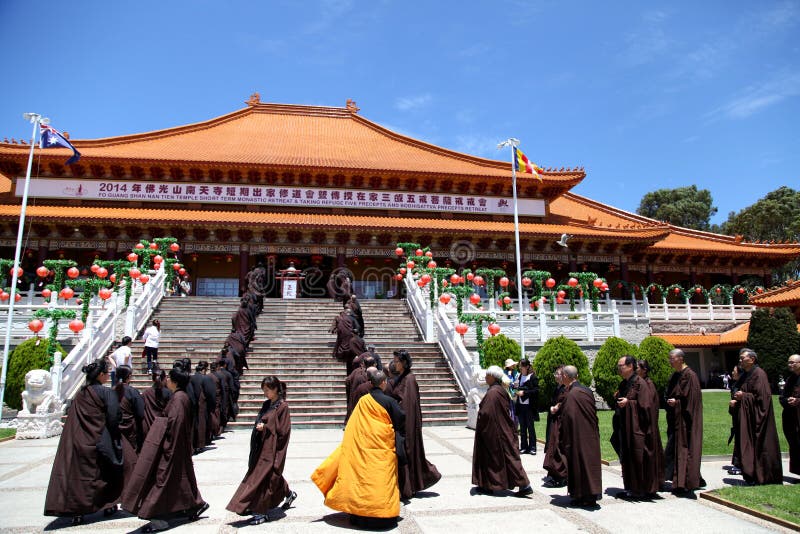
[39,124,81,165]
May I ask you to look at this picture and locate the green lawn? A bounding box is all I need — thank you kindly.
[0,428,15,440]
[713,485,800,526]
[534,391,789,462]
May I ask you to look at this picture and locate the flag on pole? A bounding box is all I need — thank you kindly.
[39,124,81,165]
[513,147,542,182]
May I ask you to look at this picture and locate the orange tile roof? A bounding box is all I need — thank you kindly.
[749,281,800,306]
[0,102,584,185]
[655,322,800,348]
[647,227,800,256]
[0,204,667,239]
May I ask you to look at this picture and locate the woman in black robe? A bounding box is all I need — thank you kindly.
[114,365,144,485]
[141,368,171,438]
[122,367,208,532]
[44,357,123,525]
[227,376,296,524]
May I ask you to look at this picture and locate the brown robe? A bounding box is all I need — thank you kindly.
[227,400,292,515]
[392,371,442,499]
[208,372,223,437]
[780,373,800,475]
[45,385,123,516]
[737,366,783,484]
[559,382,602,502]
[191,375,208,450]
[543,384,568,480]
[641,377,665,485]
[330,311,365,371]
[472,383,529,491]
[345,367,368,422]
[141,385,171,438]
[664,366,703,490]
[119,385,145,485]
[121,390,205,519]
[611,375,660,495]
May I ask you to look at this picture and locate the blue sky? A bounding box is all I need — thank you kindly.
[1,0,797,225]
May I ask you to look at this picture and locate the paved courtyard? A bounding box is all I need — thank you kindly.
[0,426,794,533]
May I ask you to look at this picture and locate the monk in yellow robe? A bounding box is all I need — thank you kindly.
[312,371,406,526]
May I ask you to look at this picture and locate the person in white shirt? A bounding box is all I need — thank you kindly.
[142,320,161,372]
[111,336,133,386]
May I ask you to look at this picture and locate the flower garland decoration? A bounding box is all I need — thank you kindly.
[458,313,496,367]
[65,278,112,322]
[689,284,709,303]
[93,259,136,307]
[474,268,506,300]
[710,283,732,303]
[42,259,78,294]
[32,308,77,361]
[521,270,551,302]
[666,283,687,302]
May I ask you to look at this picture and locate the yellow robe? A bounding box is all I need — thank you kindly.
[311,393,399,518]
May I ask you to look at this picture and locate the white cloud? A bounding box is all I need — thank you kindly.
[394,94,433,111]
[705,70,800,121]
[452,133,504,159]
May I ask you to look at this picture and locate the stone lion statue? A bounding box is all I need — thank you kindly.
[21,369,57,415]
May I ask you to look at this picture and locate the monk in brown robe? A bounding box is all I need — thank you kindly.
[211,362,230,431]
[141,368,171,438]
[472,365,532,496]
[559,365,602,506]
[780,354,800,476]
[122,367,209,532]
[543,366,568,488]
[637,360,664,487]
[611,356,660,498]
[227,376,296,525]
[731,349,783,485]
[664,349,704,493]
[114,365,144,485]
[345,355,367,424]
[45,358,123,525]
[391,350,441,499]
[331,309,365,377]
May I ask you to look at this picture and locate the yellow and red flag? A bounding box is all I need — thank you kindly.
[513,147,542,181]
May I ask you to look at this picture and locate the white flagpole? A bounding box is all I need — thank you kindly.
[0,113,47,421]
[498,138,526,361]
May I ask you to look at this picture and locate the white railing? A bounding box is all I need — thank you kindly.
[433,305,478,397]
[403,273,434,342]
[646,297,754,322]
[124,267,166,338]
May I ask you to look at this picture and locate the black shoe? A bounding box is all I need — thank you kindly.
[188,501,209,520]
[71,516,84,526]
[473,486,493,495]
[543,478,567,488]
[250,514,269,525]
[281,490,297,510]
[515,485,534,497]
[616,490,640,500]
[103,506,119,517]
[530,449,537,455]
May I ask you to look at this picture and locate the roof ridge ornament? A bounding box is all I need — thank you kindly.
[346,99,360,113]
[246,92,261,106]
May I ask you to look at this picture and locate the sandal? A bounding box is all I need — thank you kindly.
[250,514,269,525]
[281,490,297,510]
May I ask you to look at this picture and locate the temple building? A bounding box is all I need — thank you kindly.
[0,94,798,298]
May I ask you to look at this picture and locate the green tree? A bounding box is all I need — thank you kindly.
[531,336,591,411]
[747,307,800,389]
[636,336,674,395]
[6,338,65,410]
[482,334,521,369]
[637,185,718,230]
[720,186,800,281]
[591,337,638,406]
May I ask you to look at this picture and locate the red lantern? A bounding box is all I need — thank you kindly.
[129,268,141,279]
[135,243,145,250]
[399,267,407,275]
[469,294,481,305]
[488,323,501,336]
[568,277,578,288]
[172,263,182,271]
[407,261,415,269]
[695,287,702,293]
[522,277,532,287]
[441,280,449,288]
[139,274,150,284]
[674,287,681,295]
[109,273,117,283]
[715,287,721,294]
[67,267,80,279]
[68,319,85,334]
[467,272,475,281]
[425,251,433,258]
[473,275,484,286]
[36,266,49,278]
[0,292,8,301]
[170,242,180,252]
[420,274,432,285]
[98,288,112,300]
[557,290,566,298]
[450,274,460,284]
[756,287,763,294]
[530,301,538,309]
[14,293,21,302]
[617,283,623,290]
[392,274,401,281]
[90,264,100,274]
[395,247,404,256]
[96,267,108,279]
[417,279,426,288]
[556,297,565,304]
[178,268,186,276]
[9,267,23,278]
[41,288,52,299]
[593,278,603,288]
[738,287,745,294]
[503,296,512,305]
[153,255,163,264]
[149,242,158,250]
[579,290,584,298]
[427,260,437,269]
[497,299,503,306]
[60,287,75,300]
[439,294,451,304]
[455,323,468,336]
[545,278,556,288]
[601,282,609,292]
[75,298,83,305]
[28,319,44,334]
[499,276,510,288]
[127,253,139,262]
[415,249,423,257]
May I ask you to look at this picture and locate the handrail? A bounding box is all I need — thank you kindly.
[433,305,477,397]
[403,272,434,342]
[124,267,166,338]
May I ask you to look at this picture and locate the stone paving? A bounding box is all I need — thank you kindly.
[0,426,794,533]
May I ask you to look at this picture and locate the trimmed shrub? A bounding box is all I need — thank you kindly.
[748,307,800,389]
[592,337,639,406]
[6,338,64,410]
[531,336,591,411]
[482,334,522,369]
[637,336,674,396]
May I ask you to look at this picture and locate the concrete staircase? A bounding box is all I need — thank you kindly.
[130,297,467,429]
